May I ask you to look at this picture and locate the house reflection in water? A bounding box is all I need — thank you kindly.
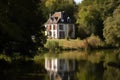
[45,58,75,80]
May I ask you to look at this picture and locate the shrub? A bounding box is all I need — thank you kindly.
[45,40,61,52]
[87,34,102,48]
[0,54,11,62]
[65,36,70,40]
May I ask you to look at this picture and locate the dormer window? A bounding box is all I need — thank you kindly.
[67,17,71,23]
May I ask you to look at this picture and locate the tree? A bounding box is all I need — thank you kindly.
[103,5,120,47]
[76,0,120,39]
[0,0,46,56]
[76,0,104,38]
[102,0,120,20]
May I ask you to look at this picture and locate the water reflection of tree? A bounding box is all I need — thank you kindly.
[103,67,120,80]
[75,60,104,80]
[103,50,120,80]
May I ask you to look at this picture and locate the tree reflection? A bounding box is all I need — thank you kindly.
[104,67,120,80]
[75,49,120,80]
[75,60,104,80]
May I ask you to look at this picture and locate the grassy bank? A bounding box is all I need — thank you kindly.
[45,39,83,50]
[45,36,102,51]
[45,34,119,52]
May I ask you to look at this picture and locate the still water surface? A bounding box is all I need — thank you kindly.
[0,50,120,80]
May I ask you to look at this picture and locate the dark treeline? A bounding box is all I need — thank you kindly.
[0,0,46,56]
[0,0,120,57]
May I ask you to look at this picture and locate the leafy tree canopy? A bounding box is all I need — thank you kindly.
[76,0,120,40]
[0,0,46,56]
[103,5,120,47]
[76,0,105,38]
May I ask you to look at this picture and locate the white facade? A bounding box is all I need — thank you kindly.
[45,24,58,39]
[45,23,75,39]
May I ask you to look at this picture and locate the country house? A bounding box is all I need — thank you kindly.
[45,11,75,39]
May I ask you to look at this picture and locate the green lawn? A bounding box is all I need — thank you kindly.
[46,39,84,49]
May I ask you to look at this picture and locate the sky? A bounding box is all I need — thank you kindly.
[74,0,82,4]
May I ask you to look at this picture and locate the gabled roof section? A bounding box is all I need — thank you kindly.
[45,11,72,24]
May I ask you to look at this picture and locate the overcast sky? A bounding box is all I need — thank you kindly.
[74,0,82,4]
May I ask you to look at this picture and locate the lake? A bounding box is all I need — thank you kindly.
[0,49,120,80]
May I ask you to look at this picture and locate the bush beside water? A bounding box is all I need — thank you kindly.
[45,40,62,52]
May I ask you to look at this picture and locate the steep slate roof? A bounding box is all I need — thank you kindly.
[45,11,72,24]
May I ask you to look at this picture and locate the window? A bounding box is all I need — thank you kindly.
[59,25,63,30]
[53,25,56,30]
[47,25,51,30]
[49,25,51,30]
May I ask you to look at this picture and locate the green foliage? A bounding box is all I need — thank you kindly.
[103,5,120,47]
[76,61,103,80]
[45,0,56,8]
[102,0,120,20]
[45,40,61,52]
[104,67,120,80]
[0,0,46,56]
[76,0,104,38]
[104,50,120,65]
[87,34,102,48]
[76,0,120,43]
[66,36,70,40]
[0,54,11,62]
[76,26,89,39]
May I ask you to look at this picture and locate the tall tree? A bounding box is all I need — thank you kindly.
[102,0,120,20]
[0,0,46,56]
[76,0,104,38]
[103,5,120,47]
